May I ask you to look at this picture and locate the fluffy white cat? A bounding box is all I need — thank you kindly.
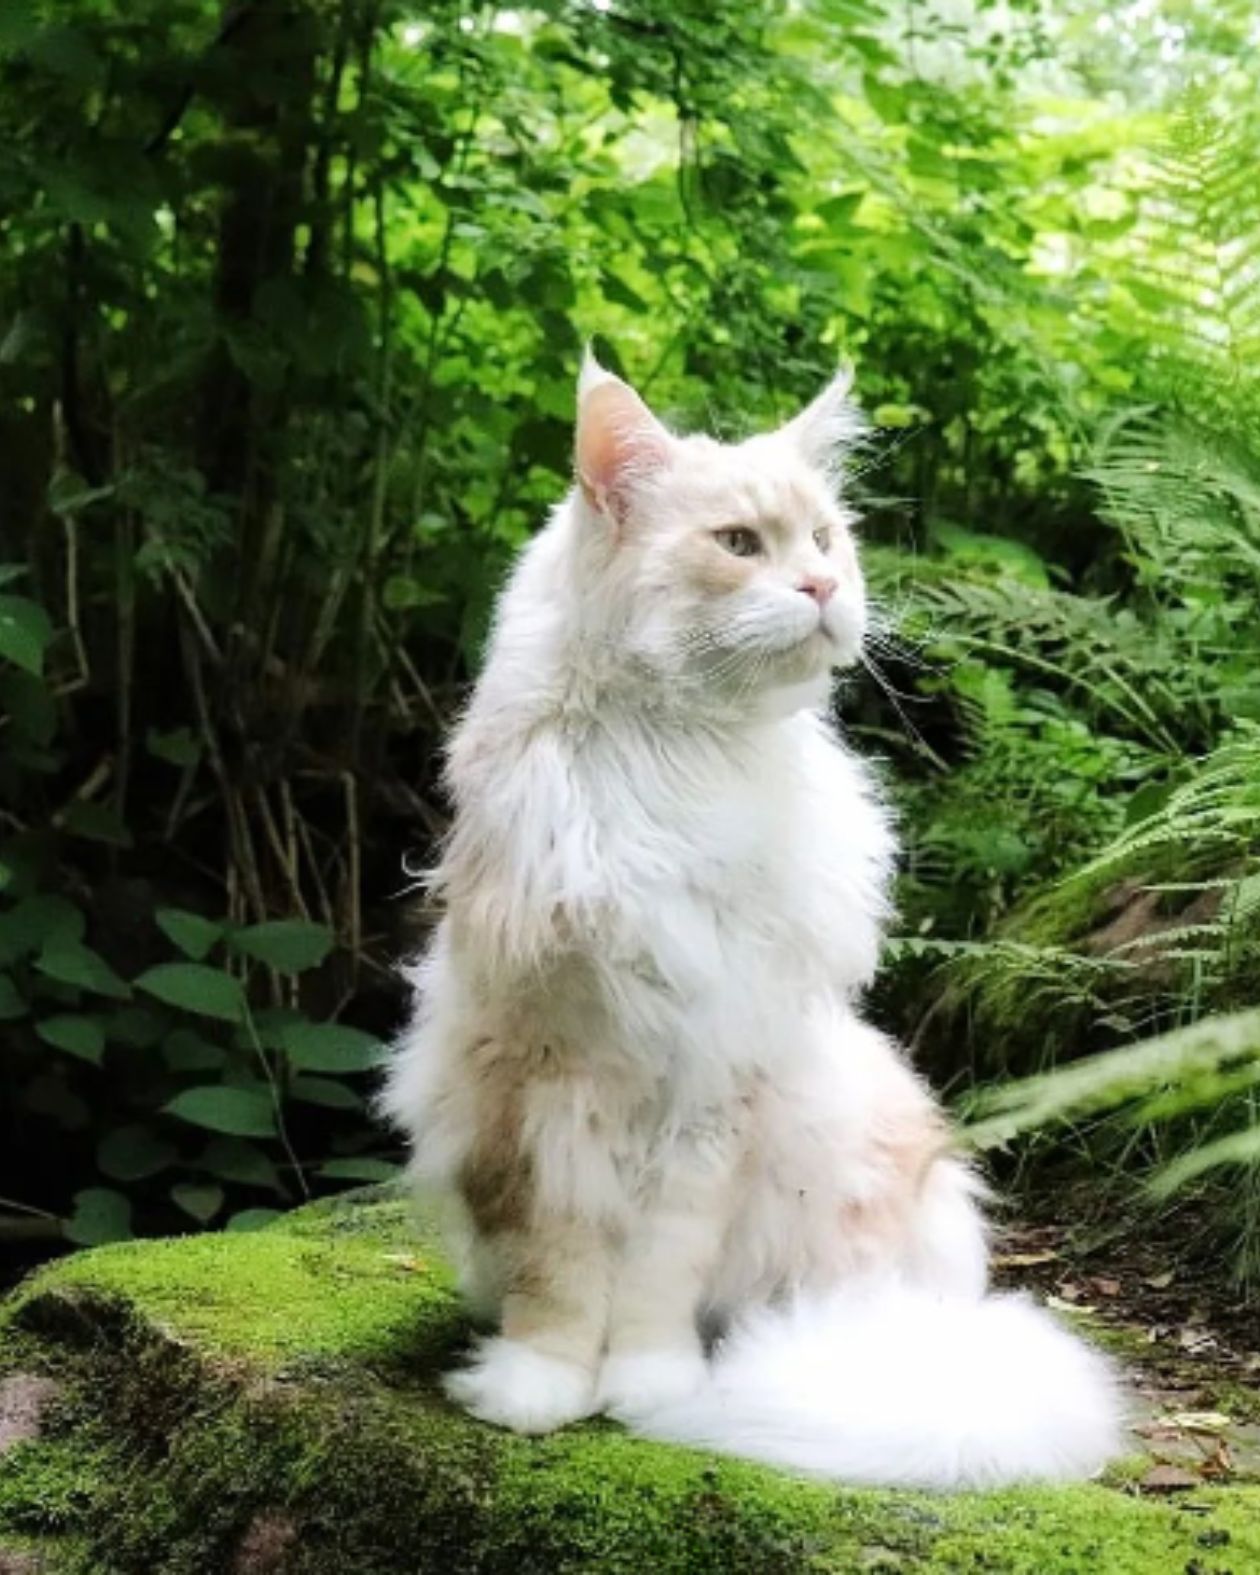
[380,353,1120,1488]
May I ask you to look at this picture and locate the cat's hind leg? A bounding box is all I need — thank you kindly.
[825,1017,989,1297]
[708,1013,989,1310]
[898,1149,988,1297]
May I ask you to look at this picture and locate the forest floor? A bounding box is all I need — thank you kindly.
[992,1204,1260,1491]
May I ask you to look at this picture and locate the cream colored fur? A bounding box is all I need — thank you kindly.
[380,355,1120,1487]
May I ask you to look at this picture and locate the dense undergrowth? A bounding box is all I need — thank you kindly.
[1,1,1258,1284]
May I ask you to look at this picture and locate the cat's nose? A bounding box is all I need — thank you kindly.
[797,574,838,606]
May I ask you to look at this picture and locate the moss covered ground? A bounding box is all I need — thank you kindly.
[1,1189,1258,1574]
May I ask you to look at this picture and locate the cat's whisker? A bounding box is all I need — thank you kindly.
[859,648,936,755]
[859,645,928,706]
[862,603,944,678]
[863,632,936,677]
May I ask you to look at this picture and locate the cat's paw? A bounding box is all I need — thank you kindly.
[444,1338,596,1434]
[597,1347,709,1420]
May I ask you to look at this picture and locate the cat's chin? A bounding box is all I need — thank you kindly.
[728,633,839,714]
[661,626,844,713]
[822,633,862,670]
[819,608,864,658]
[750,668,834,719]
[784,628,851,681]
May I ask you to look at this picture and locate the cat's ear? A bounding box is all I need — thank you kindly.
[575,350,674,524]
[781,366,861,476]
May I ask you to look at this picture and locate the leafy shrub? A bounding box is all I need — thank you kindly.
[2,2,1260,1288]
[872,100,1260,1278]
[0,573,397,1247]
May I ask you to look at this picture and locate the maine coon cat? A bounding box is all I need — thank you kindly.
[380,354,1120,1488]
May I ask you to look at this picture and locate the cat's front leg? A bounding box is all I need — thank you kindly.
[596,1120,737,1420]
[446,1215,613,1434]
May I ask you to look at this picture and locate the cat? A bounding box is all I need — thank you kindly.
[379,352,1120,1488]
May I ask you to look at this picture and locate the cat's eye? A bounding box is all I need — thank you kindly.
[713,526,764,559]
[813,526,832,553]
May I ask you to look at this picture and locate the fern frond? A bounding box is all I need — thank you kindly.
[1120,97,1260,414]
[967,1008,1260,1152]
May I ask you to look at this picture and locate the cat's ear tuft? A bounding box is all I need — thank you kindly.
[781,365,862,477]
[575,351,673,524]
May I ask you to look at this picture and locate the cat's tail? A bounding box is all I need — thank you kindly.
[619,1283,1123,1489]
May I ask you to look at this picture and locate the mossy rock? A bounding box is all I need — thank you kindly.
[2,1189,1259,1574]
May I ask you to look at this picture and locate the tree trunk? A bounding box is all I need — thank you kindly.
[198,0,320,641]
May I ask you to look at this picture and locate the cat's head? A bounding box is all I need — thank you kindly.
[570,352,866,709]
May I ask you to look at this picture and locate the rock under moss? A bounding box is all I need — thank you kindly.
[1,1188,1258,1574]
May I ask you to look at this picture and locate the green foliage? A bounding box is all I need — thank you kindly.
[0,831,398,1237]
[868,98,1260,1281]
[0,590,397,1240]
[0,0,849,1253]
[63,1187,134,1248]
[137,963,244,1022]
[966,1008,1260,1283]
[0,0,1258,1287]
[164,1088,276,1141]
[229,921,335,974]
[969,1011,1260,1155]
[0,591,53,675]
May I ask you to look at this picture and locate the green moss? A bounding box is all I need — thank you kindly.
[0,1437,105,1538]
[1203,1377,1260,1427]
[7,1192,460,1370]
[3,1188,1260,1573]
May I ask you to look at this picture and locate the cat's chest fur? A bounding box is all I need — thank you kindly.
[567,710,891,1047]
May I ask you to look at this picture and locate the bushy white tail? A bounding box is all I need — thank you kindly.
[621,1285,1122,1489]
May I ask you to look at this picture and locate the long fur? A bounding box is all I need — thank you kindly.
[623,1285,1121,1488]
[380,356,1121,1487]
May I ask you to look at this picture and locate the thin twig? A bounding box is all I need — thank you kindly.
[143,0,264,155]
[342,769,362,977]
[293,797,337,934]
[242,1002,310,1202]
[163,756,202,843]
[61,514,89,686]
[253,783,310,921]
[169,565,223,664]
[390,632,446,728]
[52,757,114,829]
[179,613,266,919]
[349,168,394,757]
[0,1194,61,1221]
